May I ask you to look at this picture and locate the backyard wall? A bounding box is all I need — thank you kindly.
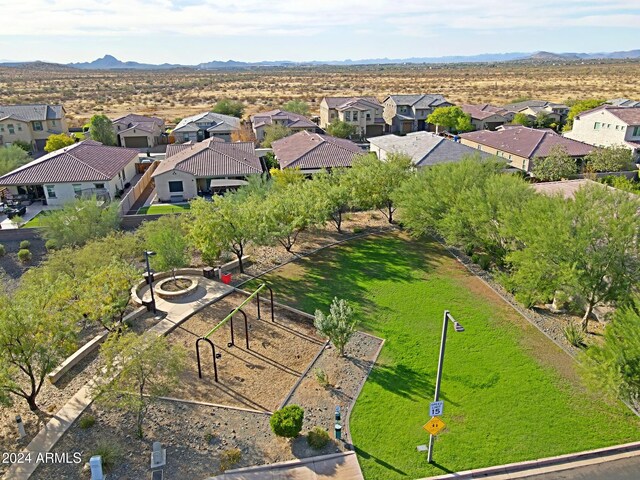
[119,160,160,215]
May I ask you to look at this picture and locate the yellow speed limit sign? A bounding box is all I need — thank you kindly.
[423,416,446,436]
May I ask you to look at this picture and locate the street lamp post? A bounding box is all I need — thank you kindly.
[144,250,157,315]
[427,310,464,464]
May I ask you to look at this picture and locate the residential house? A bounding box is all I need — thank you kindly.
[0,104,68,153]
[564,105,640,159]
[171,112,240,143]
[250,109,317,143]
[272,131,363,173]
[459,126,595,173]
[152,137,263,201]
[382,94,453,134]
[319,97,385,137]
[0,140,139,206]
[606,98,640,108]
[460,104,515,131]
[368,131,495,167]
[502,100,569,124]
[112,114,165,149]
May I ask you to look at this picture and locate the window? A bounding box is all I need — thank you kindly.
[8,124,14,134]
[45,185,56,198]
[0,126,4,132]
[73,184,82,197]
[33,121,43,131]
[594,122,601,130]
[169,181,184,193]
[366,111,371,120]
[616,125,620,130]
[52,120,57,126]
[353,111,358,121]
[633,126,640,137]
[345,112,351,121]
[17,124,22,131]
[94,183,105,189]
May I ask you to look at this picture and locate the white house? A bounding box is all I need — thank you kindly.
[171,112,240,143]
[0,140,139,206]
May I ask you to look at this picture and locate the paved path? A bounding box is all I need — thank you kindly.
[518,455,640,480]
[209,452,364,480]
[4,276,232,480]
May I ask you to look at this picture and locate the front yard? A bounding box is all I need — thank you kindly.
[256,232,640,479]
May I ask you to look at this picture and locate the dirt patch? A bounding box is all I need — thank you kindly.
[165,292,324,412]
[161,278,194,292]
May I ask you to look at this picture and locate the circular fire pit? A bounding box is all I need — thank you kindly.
[155,276,199,299]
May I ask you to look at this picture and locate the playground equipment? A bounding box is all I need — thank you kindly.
[195,283,274,383]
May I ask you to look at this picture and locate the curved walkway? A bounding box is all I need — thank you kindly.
[4,276,233,480]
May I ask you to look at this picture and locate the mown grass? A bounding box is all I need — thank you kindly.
[254,233,640,480]
[137,203,190,214]
[21,210,52,228]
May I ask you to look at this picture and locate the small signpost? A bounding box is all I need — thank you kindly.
[423,416,446,436]
[429,401,444,417]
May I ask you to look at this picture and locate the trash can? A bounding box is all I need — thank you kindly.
[335,424,342,440]
[221,273,232,284]
[203,267,214,279]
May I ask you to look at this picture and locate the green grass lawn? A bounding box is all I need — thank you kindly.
[21,210,53,228]
[253,233,640,480]
[137,203,190,214]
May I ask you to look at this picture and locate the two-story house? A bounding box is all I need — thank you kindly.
[171,112,240,143]
[564,105,640,160]
[502,100,569,124]
[319,97,385,138]
[0,104,68,153]
[250,109,317,143]
[382,94,453,134]
[112,113,165,149]
[460,104,515,131]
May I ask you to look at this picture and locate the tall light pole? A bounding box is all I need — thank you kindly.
[428,310,464,464]
[144,250,157,315]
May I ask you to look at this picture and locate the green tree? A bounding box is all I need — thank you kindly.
[348,152,413,223]
[534,112,555,129]
[314,297,357,356]
[531,146,577,181]
[88,114,116,146]
[585,146,634,173]
[270,405,304,439]
[0,145,30,176]
[139,215,189,278]
[507,184,640,330]
[12,140,32,153]
[213,99,244,118]
[427,106,473,133]
[79,261,141,332]
[512,112,533,127]
[309,169,351,232]
[261,124,292,148]
[282,100,310,116]
[94,332,186,438]
[582,298,640,408]
[0,275,77,411]
[40,197,120,247]
[326,120,356,139]
[564,99,605,131]
[269,167,304,188]
[45,133,75,153]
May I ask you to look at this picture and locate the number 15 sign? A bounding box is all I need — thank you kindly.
[429,401,444,417]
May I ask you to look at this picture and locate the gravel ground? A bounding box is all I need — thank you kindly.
[0,236,47,291]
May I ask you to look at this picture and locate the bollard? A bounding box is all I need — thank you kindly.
[15,415,26,439]
[335,423,342,441]
[89,455,104,480]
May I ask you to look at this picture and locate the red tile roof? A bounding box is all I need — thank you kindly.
[461,104,509,121]
[153,138,262,178]
[272,131,363,169]
[250,109,317,129]
[0,141,139,186]
[460,127,595,158]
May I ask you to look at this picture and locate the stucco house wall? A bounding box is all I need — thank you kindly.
[153,170,198,202]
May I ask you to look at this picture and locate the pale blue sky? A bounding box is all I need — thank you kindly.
[1,0,639,64]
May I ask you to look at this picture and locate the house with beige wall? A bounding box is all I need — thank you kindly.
[383,94,453,134]
[319,97,385,138]
[564,106,640,160]
[461,104,514,131]
[0,104,68,153]
[460,126,595,173]
[113,114,165,149]
[250,109,317,143]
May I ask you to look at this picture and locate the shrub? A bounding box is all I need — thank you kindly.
[477,255,491,270]
[270,405,304,439]
[19,240,30,250]
[352,227,364,234]
[92,440,122,472]
[79,414,95,429]
[463,243,475,256]
[307,426,330,449]
[563,321,586,348]
[17,249,32,263]
[219,447,241,472]
[45,239,58,251]
[314,368,329,387]
[0,244,5,257]
[204,431,216,443]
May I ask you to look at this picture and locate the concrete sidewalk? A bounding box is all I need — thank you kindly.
[209,451,364,480]
[4,277,233,480]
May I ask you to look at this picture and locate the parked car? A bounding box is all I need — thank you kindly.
[6,205,26,219]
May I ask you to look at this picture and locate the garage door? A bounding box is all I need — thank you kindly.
[366,125,384,137]
[124,136,149,148]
